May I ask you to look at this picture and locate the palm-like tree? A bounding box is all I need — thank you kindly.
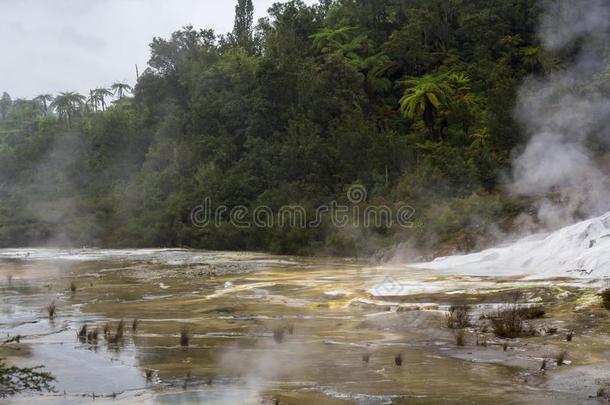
[93,88,113,111]
[399,74,453,134]
[310,26,355,53]
[87,90,98,113]
[34,94,54,116]
[111,82,132,99]
[51,92,85,128]
[446,73,476,132]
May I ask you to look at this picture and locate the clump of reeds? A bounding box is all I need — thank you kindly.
[180,326,190,347]
[87,328,99,344]
[556,351,567,366]
[455,330,465,346]
[107,333,120,345]
[445,305,471,329]
[490,305,536,338]
[46,301,56,320]
[273,328,284,344]
[78,324,88,342]
[597,384,610,400]
[116,320,125,339]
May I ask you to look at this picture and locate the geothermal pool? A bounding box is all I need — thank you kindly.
[1,249,610,404]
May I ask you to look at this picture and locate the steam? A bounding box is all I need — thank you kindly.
[511,0,610,229]
[218,335,306,403]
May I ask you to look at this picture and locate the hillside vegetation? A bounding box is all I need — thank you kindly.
[0,0,591,256]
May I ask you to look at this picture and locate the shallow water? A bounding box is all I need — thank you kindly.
[1,249,608,404]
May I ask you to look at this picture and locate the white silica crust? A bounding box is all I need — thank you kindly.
[412,212,610,279]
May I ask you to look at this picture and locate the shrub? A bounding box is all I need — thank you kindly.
[0,360,55,397]
[445,305,471,329]
[518,305,545,320]
[490,306,535,338]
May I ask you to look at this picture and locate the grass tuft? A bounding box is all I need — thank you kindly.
[394,353,403,366]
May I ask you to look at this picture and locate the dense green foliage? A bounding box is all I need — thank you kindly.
[0,0,555,256]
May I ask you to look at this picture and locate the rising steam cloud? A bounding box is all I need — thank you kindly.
[511,0,610,229]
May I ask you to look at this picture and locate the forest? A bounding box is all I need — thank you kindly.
[0,0,597,257]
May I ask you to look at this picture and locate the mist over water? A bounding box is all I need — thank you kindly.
[511,0,610,230]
